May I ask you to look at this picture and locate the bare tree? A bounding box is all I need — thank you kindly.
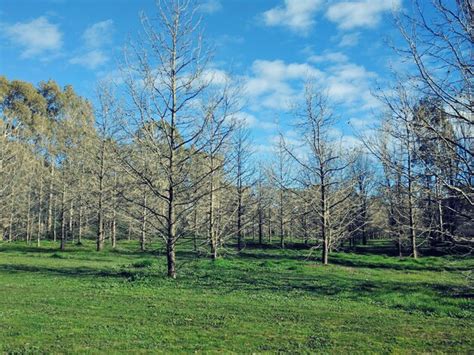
[394,0,473,207]
[231,121,254,252]
[94,82,119,251]
[284,83,356,264]
[119,0,238,277]
[269,135,292,248]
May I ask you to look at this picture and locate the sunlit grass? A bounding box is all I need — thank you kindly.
[0,240,472,353]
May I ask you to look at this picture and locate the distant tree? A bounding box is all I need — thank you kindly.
[285,83,357,264]
[231,121,254,252]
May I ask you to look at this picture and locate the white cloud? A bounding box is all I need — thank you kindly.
[202,68,230,86]
[340,135,364,150]
[199,0,222,14]
[83,19,114,48]
[4,16,62,58]
[339,32,360,47]
[326,0,401,30]
[309,51,349,63]
[69,50,108,69]
[69,20,114,70]
[232,112,257,127]
[232,112,278,131]
[245,59,323,109]
[324,63,377,106]
[243,57,379,114]
[263,0,323,33]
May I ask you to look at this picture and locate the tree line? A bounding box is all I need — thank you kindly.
[1,0,472,277]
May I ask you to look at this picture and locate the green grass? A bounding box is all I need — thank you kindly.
[0,240,472,353]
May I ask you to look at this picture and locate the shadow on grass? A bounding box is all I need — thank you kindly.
[0,257,471,319]
[2,242,471,273]
[0,245,80,254]
[233,250,472,272]
[0,243,161,258]
[0,263,137,279]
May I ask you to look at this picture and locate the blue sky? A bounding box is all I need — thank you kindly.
[0,0,405,152]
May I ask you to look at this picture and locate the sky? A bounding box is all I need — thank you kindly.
[0,0,406,154]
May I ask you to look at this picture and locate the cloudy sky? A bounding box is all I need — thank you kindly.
[0,0,405,153]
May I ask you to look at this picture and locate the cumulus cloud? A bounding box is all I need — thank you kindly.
[233,112,278,131]
[201,68,230,86]
[326,0,401,30]
[309,51,349,63]
[232,112,257,127]
[70,19,114,70]
[4,16,62,58]
[243,58,379,112]
[262,0,323,33]
[69,49,108,69]
[245,59,323,109]
[324,63,377,106]
[83,19,114,48]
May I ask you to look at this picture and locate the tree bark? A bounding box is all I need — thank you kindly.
[60,183,66,251]
[96,141,105,252]
[140,193,147,252]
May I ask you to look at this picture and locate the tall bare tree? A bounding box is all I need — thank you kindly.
[284,83,356,264]
[119,0,237,277]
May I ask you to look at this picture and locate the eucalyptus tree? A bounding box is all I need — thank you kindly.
[0,77,48,243]
[38,80,64,241]
[53,86,95,250]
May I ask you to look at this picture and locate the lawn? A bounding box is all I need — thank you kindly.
[0,240,472,353]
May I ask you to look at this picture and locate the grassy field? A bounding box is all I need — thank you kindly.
[0,240,472,353]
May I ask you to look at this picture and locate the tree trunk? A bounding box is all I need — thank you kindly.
[111,174,117,249]
[167,237,176,279]
[26,187,31,244]
[60,183,66,251]
[321,174,329,265]
[406,131,418,259]
[237,181,243,252]
[47,161,54,238]
[140,193,147,252]
[77,205,83,245]
[96,140,105,252]
[193,208,198,253]
[8,202,14,242]
[37,177,43,247]
[52,200,57,242]
[267,209,272,243]
[209,159,218,260]
[167,185,176,278]
[279,188,284,249]
[68,199,74,244]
